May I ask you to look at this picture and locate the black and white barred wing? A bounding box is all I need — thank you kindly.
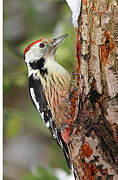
[28,74,71,169]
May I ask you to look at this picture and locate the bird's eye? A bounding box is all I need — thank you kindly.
[39,43,45,48]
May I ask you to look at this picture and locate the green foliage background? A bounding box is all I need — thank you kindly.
[4,0,76,179]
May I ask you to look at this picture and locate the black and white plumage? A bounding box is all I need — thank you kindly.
[24,35,72,169]
[28,74,71,168]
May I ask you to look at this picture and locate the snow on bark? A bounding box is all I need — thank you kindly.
[65,0,81,27]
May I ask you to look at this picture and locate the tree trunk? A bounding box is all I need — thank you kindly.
[68,0,118,179]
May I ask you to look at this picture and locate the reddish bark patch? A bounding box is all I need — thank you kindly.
[79,157,111,180]
[102,169,108,174]
[111,124,118,144]
[91,40,95,45]
[83,0,87,6]
[80,160,110,180]
[75,27,81,89]
[99,31,115,66]
[93,6,97,12]
[75,27,81,72]
[80,161,98,180]
[82,141,93,158]
[70,90,78,119]
[62,89,79,144]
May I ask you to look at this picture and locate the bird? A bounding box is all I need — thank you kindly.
[24,34,78,169]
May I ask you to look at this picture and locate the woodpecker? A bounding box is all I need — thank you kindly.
[24,35,78,169]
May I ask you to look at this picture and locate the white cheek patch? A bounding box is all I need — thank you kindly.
[25,49,43,77]
[25,49,43,63]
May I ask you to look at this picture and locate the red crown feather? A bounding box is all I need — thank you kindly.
[24,39,43,55]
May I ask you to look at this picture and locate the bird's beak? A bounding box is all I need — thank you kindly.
[51,34,68,54]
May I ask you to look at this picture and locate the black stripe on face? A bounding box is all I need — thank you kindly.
[29,58,48,76]
[29,58,45,70]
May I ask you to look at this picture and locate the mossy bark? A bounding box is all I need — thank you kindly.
[69,0,118,179]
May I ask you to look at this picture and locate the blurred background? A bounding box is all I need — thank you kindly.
[3,0,76,179]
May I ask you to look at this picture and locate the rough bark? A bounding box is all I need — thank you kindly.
[68,0,118,179]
